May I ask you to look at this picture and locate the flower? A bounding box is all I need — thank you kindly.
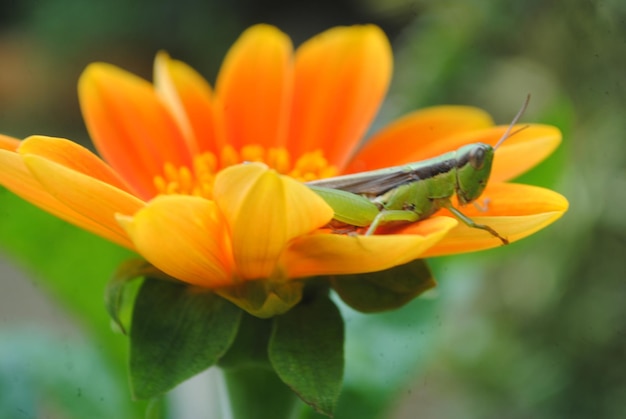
[0,25,567,316]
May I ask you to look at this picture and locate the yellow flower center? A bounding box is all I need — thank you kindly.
[153,145,338,199]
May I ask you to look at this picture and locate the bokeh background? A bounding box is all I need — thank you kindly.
[0,0,624,418]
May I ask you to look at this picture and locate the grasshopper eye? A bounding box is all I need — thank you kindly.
[468,146,487,170]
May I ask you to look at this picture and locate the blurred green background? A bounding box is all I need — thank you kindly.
[0,0,624,418]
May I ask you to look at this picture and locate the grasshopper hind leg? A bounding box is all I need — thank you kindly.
[365,210,420,235]
[444,204,509,245]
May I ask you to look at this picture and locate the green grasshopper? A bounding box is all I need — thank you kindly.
[307,96,531,245]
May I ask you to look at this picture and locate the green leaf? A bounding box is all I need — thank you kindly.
[269,292,344,417]
[105,258,165,334]
[330,259,435,313]
[130,278,242,399]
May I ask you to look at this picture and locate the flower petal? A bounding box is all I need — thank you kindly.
[23,154,145,241]
[79,63,191,199]
[213,163,334,279]
[376,123,559,182]
[117,195,233,287]
[215,24,293,150]
[283,216,456,278]
[18,135,132,192]
[399,123,560,183]
[0,134,20,151]
[154,51,223,155]
[345,106,494,172]
[418,182,569,257]
[0,150,134,248]
[491,124,561,182]
[288,25,392,169]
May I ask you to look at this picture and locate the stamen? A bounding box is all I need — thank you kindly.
[241,145,266,163]
[220,145,240,168]
[289,150,338,181]
[153,145,338,199]
[267,148,290,174]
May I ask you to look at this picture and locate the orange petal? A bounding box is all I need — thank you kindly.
[491,124,561,182]
[435,124,561,183]
[0,134,20,151]
[117,195,233,288]
[23,155,145,241]
[18,136,132,192]
[283,216,457,278]
[288,25,392,169]
[0,150,134,248]
[354,123,560,182]
[215,24,293,150]
[213,163,334,279]
[154,51,223,155]
[418,182,569,257]
[79,63,190,199]
[345,106,494,172]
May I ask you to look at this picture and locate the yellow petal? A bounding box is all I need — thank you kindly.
[0,134,20,151]
[345,106,494,172]
[419,183,569,256]
[23,155,145,241]
[283,216,457,278]
[19,135,132,192]
[288,25,392,169]
[215,24,293,150]
[117,195,233,287]
[455,182,569,217]
[154,51,223,154]
[0,150,134,248]
[213,163,334,279]
[79,63,191,199]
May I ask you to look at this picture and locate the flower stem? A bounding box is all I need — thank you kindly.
[222,365,299,419]
[218,312,300,419]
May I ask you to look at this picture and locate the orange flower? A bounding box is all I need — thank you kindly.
[0,25,566,316]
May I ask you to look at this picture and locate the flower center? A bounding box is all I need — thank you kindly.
[153,145,338,199]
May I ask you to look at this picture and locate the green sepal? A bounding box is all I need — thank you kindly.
[269,289,344,417]
[331,259,435,313]
[129,278,242,400]
[105,258,169,334]
[216,279,304,318]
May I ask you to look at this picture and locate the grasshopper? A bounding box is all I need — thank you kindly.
[307,96,531,245]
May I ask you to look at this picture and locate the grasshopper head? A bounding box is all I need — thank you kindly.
[455,143,495,205]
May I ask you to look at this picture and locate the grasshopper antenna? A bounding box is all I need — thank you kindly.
[494,94,531,150]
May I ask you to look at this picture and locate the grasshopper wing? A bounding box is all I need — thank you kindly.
[307,166,417,196]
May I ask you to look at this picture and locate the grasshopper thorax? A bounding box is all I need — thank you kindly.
[454,143,495,205]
